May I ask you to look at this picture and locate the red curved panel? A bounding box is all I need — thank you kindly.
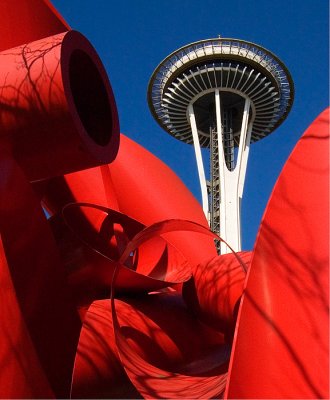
[109,134,217,266]
[183,251,251,338]
[40,133,216,266]
[0,0,69,52]
[107,219,250,398]
[71,300,143,399]
[0,152,81,398]
[50,204,192,306]
[0,236,54,399]
[37,165,120,215]
[225,108,329,399]
[0,31,119,182]
[70,217,240,399]
[110,293,229,399]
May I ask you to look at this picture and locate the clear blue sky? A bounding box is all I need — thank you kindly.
[52,0,329,250]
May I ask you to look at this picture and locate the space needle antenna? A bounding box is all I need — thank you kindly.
[147,38,294,254]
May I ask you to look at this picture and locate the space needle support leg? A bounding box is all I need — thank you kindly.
[234,98,252,252]
[215,90,252,253]
[214,89,228,253]
[188,103,209,219]
[237,99,252,199]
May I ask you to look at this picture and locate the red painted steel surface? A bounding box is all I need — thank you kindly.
[225,108,330,399]
[39,133,216,268]
[183,251,251,338]
[0,152,81,398]
[0,0,69,52]
[111,292,229,399]
[0,1,328,399]
[36,165,120,215]
[0,236,54,399]
[50,204,192,306]
[68,218,237,398]
[71,299,141,399]
[106,219,247,398]
[0,31,119,181]
[110,134,218,267]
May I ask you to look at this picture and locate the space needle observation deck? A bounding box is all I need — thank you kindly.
[147,37,294,253]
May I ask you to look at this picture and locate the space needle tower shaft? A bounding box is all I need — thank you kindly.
[189,89,252,253]
[148,38,294,254]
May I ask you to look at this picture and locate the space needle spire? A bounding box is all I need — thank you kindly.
[148,38,294,253]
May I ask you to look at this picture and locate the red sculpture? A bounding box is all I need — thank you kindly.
[0,1,328,399]
[226,108,329,399]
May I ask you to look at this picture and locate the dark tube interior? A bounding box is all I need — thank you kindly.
[69,49,112,146]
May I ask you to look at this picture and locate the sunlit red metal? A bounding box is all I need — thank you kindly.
[183,251,251,339]
[0,1,328,399]
[110,293,228,399]
[225,108,329,399]
[39,133,217,267]
[35,165,120,214]
[50,204,192,306]
[0,153,81,398]
[0,235,54,399]
[71,299,140,399]
[109,134,218,267]
[0,31,119,181]
[0,0,69,52]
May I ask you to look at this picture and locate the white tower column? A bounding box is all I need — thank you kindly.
[188,103,209,219]
[215,90,252,253]
[188,91,252,254]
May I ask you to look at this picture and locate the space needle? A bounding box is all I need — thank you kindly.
[148,37,294,254]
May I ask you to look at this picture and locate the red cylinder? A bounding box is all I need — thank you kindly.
[0,0,69,52]
[34,165,120,216]
[0,151,81,398]
[0,30,119,181]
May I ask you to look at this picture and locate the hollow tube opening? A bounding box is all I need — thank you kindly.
[69,49,112,146]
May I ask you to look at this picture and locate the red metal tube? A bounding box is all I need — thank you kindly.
[0,236,54,399]
[225,108,329,399]
[0,30,119,181]
[0,152,81,398]
[34,165,120,215]
[0,0,69,52]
